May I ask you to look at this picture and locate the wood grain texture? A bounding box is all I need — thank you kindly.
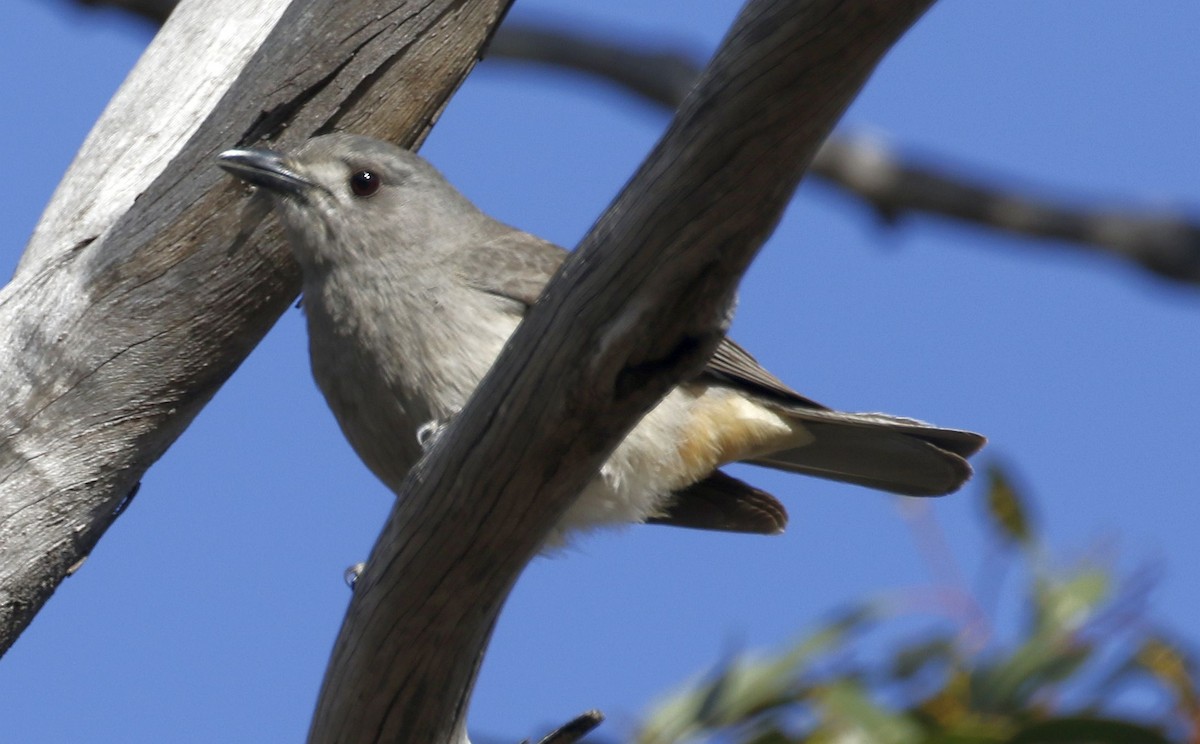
[307,1,936,742]
[0,0,513,655]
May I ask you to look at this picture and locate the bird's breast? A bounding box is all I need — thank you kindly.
[300,269,518,489]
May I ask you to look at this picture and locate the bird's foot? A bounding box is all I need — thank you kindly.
[416,408,461,452]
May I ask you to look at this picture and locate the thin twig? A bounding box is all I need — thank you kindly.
[816,134,1200,284]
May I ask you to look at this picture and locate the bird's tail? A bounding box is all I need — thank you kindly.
[747,408,986,496]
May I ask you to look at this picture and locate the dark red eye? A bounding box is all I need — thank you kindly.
[349,169,381,197]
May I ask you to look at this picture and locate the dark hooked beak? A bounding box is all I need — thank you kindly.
[217,147,315,196]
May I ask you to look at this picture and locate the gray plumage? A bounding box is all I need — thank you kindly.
[218,133,985,542]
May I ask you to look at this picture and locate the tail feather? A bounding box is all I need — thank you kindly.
[748,409,986,497]
[650,470,788,534]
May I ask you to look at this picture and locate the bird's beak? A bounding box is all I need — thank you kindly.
[217,147,315,196]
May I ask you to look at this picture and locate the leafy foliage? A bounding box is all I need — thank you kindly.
[634,463,1198,744]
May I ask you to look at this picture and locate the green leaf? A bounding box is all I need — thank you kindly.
[1032,567,1110,635]
[1136,636,1200,718]
[1007,717,1170,744]
[972,610,1097,713]
[890,636,957,681]
[983,464,1035,548]
[812,681,924,744]
[636,604,881,742]
[741,729,792,744]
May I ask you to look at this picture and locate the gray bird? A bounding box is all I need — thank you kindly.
[218,133,985,545]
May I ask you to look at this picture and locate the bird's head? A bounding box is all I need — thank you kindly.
[218,133,483,271]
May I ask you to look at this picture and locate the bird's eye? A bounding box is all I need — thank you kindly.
[349,169,381,197]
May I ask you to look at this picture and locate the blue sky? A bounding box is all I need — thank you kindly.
[2,1,1198,741]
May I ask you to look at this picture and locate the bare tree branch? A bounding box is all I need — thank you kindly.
[486,22,700,109]
[815,135,1200,284]
[486,24,1200,287]
[305,1,934,741]
[0,0,514,656]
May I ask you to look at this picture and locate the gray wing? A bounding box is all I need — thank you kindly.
[455,229,826,409]
[704,338,827,408]
[455,228,568,312]
[454,227,985,497]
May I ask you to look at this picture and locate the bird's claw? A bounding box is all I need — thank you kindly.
[416,409,460,451]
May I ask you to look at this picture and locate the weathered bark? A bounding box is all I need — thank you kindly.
[0,0,514,655]
[306,1,935,742]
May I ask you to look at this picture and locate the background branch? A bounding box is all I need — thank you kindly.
[486,23,1200,287]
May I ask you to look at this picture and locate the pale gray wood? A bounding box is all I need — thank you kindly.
[306,1,936,742]
[0,0,513,655]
